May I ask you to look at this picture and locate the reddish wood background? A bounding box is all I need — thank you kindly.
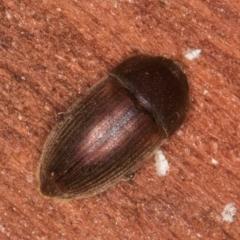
[0,0,240,239]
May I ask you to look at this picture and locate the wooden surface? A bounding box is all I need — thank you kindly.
[0,0,240,239]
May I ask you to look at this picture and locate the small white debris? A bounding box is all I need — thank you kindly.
[154,150,169,176]
[196,233,202,238]
[221,203,237,223]
[183,49,202,61]
[177,130,183,136]
[0,224,5,233]
[20,76,26,81]
[18,114,23,121]
[211,158,219,165]
[6,11,12,20]
[26,176,33,183]
[114,1,118,8]
[203,89,209,95]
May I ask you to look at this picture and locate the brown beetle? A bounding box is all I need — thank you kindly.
[38,55,189,199]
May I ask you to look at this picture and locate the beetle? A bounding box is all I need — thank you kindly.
[38,55,189,199]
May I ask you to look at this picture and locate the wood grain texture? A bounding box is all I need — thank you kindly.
[0,0,240,239]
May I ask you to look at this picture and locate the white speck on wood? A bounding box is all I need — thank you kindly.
[221,203,237,223]
[196,233,202,238]
[26,176,33,183]
[203,89,209,95]
[211,158,219,165]
[0,224,5,233]
[6,11,12,20]
[18,114,23,121]
[183,49,202,60]
[154,150,170,176]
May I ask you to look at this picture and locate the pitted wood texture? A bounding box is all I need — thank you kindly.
[0,0,240,239]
